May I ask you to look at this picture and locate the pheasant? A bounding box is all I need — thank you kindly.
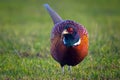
[44,4,89,73]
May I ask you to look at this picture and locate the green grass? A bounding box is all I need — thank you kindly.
[0,0,120,79]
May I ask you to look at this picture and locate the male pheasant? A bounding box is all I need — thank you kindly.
[44,4,89,73]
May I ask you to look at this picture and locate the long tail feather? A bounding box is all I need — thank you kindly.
[44,4,63,24]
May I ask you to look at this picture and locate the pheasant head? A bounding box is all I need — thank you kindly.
[62,24,81,47]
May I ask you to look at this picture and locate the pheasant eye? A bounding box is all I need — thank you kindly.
[67,27,73,33]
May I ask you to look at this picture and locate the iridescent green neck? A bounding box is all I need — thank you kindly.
[63,34,80,47]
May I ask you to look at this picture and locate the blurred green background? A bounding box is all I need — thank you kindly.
[0,0,120,80]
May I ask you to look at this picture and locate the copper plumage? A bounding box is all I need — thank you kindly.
[44,4,89,72]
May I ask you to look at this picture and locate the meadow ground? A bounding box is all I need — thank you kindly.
[0,0,120,80]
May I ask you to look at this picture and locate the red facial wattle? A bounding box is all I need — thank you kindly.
[67,27,74,33]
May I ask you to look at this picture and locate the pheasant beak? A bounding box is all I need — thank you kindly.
[62,29,69,35]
